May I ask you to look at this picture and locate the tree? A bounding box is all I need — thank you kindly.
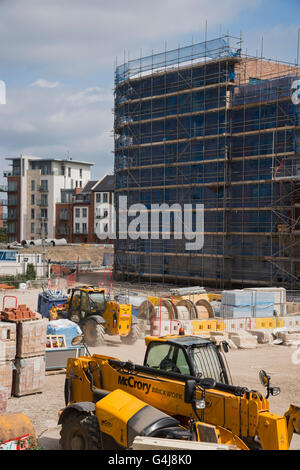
[26,263,36,280]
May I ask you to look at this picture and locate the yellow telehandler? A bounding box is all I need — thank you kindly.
[58,334,300,450]
[49,286,140,347]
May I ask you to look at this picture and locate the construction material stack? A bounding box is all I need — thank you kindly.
[0,322,16,400]
[13,317,47,396]
[0,300,47,397]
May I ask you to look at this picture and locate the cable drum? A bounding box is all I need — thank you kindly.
[195,299,215,319]
[175,299,198,320]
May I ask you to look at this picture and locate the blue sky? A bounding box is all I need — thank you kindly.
[0,0,299,183]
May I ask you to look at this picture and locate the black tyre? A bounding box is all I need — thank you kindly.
[60,412,101,450]
[83,319,105,346]
[120,323,140,345]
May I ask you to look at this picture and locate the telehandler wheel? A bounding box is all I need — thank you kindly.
[60,412,101,450]
[82,319,105,346]
[120,323,140,345]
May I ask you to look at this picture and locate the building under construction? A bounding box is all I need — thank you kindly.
[114,35,300,289]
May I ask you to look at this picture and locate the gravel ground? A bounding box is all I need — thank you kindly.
[6,336,300,450]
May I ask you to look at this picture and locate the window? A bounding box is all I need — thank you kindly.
[103,223,108,233]
[40,180,48,190]
[82,208,87,218]
[82,223,87,233]
[75,180,78,188]
[31,180,35,191]
[75,222,80,233]
[31,194,35,205]
[68,167,71,177]
[8,194,18,205]
[8,180,18,191]
[79,168,82,178]
[75,208,80,218]
[60,165,65,176]
[96,193,101,203]
[103,193,108,203]
[60,208,68,220]
[31,223,35,233]
[80,180,82,188]
[31,209,35,219]
[145,343,176,369]
[41,208,48,218]
[41,194,48,206]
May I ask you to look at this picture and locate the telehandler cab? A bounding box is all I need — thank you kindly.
[49,286,139,346]
[58,334,300,450]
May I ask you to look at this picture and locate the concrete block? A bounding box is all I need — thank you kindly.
[0,386,7,414]
[230,332,258,349]
[0,361,13,398]
[247,329,272,344]
[0,322,16,361]
[16,319,47,358]
[13,355,45,397]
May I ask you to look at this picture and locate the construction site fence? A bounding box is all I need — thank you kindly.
[149,315,300,337]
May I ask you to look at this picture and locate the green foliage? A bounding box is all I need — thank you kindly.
[0,228,7,243]
[26,263,36,281]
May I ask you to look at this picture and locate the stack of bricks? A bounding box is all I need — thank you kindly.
[0,322,16,400]
[0,305,36,322]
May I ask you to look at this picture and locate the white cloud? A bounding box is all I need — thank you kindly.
[30,79,60,88]
[0,0,262,75]
[0,83,114,177]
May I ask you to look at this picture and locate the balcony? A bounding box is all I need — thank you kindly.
[38,186,49,192]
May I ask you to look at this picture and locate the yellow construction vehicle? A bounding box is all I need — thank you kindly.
[49,286,139,347]
[58,334,300,450]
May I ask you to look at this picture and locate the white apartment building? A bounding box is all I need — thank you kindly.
[5,155,93,242]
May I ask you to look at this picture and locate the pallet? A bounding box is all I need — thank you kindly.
[46,334,67,349]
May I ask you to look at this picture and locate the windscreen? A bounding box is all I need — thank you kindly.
[89,292,105,311]
[189,344,226,384]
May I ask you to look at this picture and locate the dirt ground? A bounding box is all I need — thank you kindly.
[16,244,113,265]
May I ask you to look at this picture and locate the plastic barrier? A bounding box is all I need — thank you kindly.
[222,317,252,333]
[150,317,181,336]
[282,315,300,329]
[251,318,277,330]
[192,320,218,335]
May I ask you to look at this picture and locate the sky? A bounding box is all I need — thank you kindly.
[0,0,300,182]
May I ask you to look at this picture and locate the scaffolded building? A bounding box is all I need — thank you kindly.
[114,35,300,289]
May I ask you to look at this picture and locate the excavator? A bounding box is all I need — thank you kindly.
[58,333,300,450]
[49,286,140,347]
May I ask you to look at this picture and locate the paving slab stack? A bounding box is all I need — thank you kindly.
[220,290,275,318]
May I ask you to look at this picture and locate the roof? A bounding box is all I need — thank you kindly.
[92,174,115,192]
[5,156,94,166]
[81,180,98,193]
[156,335,211,347]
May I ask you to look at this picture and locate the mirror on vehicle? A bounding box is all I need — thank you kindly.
[270,387,281,397]
[259,369,270,388]
[71,334,84,346]
[221,341,229,353]
[184,379,197,404]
